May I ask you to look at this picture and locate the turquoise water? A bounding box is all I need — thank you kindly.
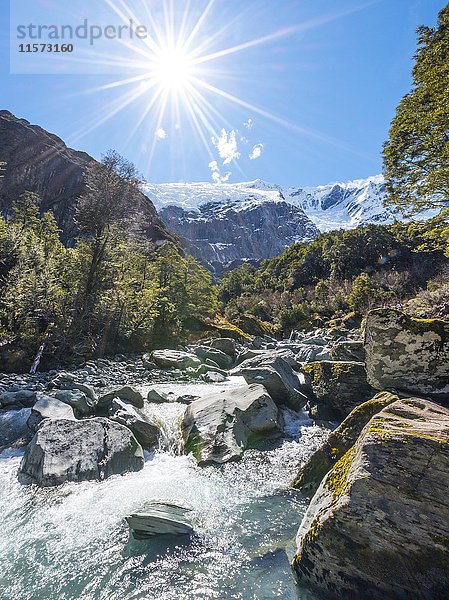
[0,378,326,600]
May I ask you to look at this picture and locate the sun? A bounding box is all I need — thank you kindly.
[151,47,195,92]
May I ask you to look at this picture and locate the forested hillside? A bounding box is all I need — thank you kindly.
[219,221,449,334]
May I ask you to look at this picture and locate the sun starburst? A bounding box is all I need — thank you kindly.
[67,0,378,178]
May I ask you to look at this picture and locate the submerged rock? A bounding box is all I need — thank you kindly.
[302,360,375,420]
[126,502,193,539]
[20,418,144,486]
[292,391,400,497]
[152,350,202,370]
[233,355,307,411]
[293,398,449,598]
[181,384,282,464]
[364,308,449,398]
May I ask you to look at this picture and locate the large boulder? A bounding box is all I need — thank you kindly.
[51,372,97,403]
[20,418,144,486]
[181,384,283,465]
[152,350,201,370]
[193,345,233,369]
[364,308,449,398]
[292,391,400,497]
[293,398,449,598]
[233,355,307,411]
[108,398,159,450]
[302,361,375,420]
[27,394,76,432]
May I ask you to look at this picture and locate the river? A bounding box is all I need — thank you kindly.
[0,376,327,600]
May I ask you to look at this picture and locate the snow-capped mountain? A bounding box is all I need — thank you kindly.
[143,176,405,272]
[284,175,396,231]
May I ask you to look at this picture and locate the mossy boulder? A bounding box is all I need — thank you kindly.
[302,360,375,420]
[293,398,449,598]
[364,308,449,399]
[292,391,400,496]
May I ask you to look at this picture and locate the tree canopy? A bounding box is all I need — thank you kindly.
[383,4,449,215]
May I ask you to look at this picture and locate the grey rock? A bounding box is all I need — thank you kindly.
[233,355,307,411]
[193,346,233,369]
[53,372,97,403]
[293,398,449,598]
[20,418,144,486]
[126,502,193,539]
[0,408,33,451]
[97,386,144,410]
[295,344,331,363]
[142,353,158,370]
[54,389,94,416]
[147,388,170,403]
[209,337,237,357]
[330,339,365,362]
[202,371,226,383]
[108,398,159,450]
[195,364,228,378]
[181,384,282,464]
[174,394,199,405]
[364,308,449,398]
[28,394,76,432]
[0,390,37,409]
[152,350,202,370]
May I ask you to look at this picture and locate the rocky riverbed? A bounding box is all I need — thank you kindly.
[1,309,449,599]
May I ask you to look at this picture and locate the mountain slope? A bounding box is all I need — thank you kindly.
[0,111,170,243]
[144,182,319,272]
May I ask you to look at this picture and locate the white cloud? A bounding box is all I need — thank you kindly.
[240,135,249,144]
[155,127,167,140]
[243,118,253,129]
[249,143,264,160]
[211,128,240,165]
[209,160,231,183]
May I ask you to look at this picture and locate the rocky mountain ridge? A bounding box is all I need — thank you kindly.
[144,176,431,272]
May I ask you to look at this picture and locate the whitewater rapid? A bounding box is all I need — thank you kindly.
[0,377,326,600]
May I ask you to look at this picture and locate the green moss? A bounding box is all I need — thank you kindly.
[185,432,204,460]
[398,311,449,340]
[325,445,357,500]
[292,392,399,496]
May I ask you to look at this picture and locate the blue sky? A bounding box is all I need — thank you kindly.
[1,0,445,186]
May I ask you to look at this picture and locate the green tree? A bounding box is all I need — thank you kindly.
[348,273,375,315]
[383,5,449,214]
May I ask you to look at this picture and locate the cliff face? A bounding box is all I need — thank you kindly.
[159,200,319,272]
[0,111,170,242]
